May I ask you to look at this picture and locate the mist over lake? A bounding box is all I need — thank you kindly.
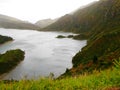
[0,28,86,80]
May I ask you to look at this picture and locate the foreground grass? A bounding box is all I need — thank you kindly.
[0,66,120,90]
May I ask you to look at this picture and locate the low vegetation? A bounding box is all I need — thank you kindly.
[0,58,120,90]
[0,49,25,74]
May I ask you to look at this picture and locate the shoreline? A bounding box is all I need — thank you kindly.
[0,73,8,80]
[0,40,13,46]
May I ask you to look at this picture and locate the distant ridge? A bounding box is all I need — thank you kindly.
[0,14,40,30]
[35,18,57,28]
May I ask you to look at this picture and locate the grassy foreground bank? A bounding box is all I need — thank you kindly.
[0,59,120,90]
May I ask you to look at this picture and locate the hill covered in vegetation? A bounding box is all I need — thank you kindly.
[0,35,13,44]
[43,0,120,76]
[0,49,25,74]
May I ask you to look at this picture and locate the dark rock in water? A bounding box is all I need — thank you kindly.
[67,35,74,38]
[73,34,88,40]
[56,35,66,38]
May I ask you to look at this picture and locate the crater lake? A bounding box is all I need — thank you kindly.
[0,28,86,80]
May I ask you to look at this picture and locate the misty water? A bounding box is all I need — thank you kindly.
[0,28,86,80]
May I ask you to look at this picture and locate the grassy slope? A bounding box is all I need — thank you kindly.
[68,30,120,75]
[43,0,120,34]
[68,0,120,75]
[0,59,120,90]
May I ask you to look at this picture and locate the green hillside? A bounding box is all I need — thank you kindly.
[69,0,120,75]
[43,0,120,35]
[43,0,120,75]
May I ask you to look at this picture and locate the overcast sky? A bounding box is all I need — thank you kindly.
[0,0,99,23]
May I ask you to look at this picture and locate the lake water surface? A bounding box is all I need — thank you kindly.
[0,28,86,80]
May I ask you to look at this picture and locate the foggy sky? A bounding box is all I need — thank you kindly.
[0,0,99,23]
